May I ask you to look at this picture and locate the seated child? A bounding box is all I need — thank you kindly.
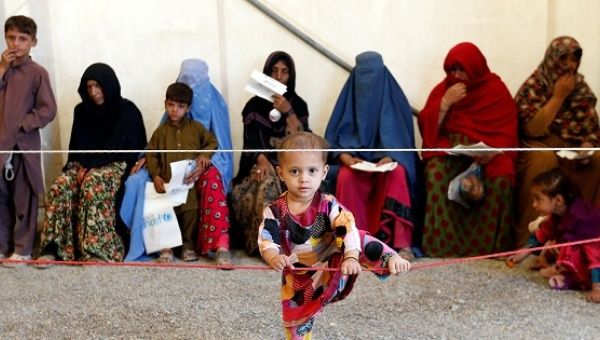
[258,132,411,339]
[146,82,217,262]
[507,168,600,303]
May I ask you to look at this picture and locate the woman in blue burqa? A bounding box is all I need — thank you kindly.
[120,59,234,263]
[325,51,422,258]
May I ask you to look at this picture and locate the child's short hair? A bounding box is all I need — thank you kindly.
[278,132,329,164]
[4,15,37,39]
[532,168,577,205]
[165,82,193,105]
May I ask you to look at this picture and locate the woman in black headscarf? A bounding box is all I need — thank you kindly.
[230,51,310,255]
[38,63,147,263]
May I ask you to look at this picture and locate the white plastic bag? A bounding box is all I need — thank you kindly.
[142,207,182,254]
[447,162,483,209]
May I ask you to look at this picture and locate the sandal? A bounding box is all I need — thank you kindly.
[156,249,174,263]
[2,253,32,268]
[34,254,56,269]
[182,249,198,262]
[215,250,233,269]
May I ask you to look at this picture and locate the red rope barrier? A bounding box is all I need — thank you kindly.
[2,237,599,272]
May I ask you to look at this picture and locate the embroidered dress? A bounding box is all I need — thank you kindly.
[41,161,126,261]
[40,63,147,261]
[515,36,600,246]
[232,51,310,255]
[418,42,518,257]
[258,192,398,339]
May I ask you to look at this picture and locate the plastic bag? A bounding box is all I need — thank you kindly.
[448,162,484,209]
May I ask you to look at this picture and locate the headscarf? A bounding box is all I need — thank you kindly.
[324,51,419,192]
[514,36,599,145]
[165,59,234,191]
[234,51,310,183]
[67,63,147,170]
[418,42,518,181]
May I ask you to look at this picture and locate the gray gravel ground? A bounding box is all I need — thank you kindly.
[1,252,599,339]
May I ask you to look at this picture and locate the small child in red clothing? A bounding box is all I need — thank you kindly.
[507,168,600,302]
[258,132,411,339]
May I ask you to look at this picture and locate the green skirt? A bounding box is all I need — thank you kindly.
[421,155,514,257]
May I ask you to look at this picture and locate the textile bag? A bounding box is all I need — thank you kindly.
[142,206,183,254]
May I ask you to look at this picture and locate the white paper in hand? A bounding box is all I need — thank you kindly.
[556,150,594,160]
[448,141,503,157]
[245,70,287,102]
[350,161,398,173]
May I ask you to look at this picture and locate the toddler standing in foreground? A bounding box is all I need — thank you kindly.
[507,168,600,302]
[258,132,410,339]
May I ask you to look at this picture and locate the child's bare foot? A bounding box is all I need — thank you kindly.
[540,264,559,278]
[585,284,600,303]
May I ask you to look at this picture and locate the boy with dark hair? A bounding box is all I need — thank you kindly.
[146,82,217,262]
[0,15,56,263]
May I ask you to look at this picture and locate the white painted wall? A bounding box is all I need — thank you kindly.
[2,0,599,188]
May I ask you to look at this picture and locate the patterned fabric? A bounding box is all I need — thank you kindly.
[258,192,398,334]
[422,135,513,257]
[197,166,230,254]
[515,36,599,145]
[335,165,413,250]
[230,167,282,255]
[533,199,600,289]
[41,161,126,261]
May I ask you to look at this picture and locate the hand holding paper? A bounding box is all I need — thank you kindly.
[245,70,287,102]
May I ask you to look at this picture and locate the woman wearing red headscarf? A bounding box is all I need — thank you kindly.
[419,42,518,257]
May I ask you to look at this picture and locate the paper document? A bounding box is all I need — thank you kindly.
[144,159,196,212]
[245,70,287,102]
[350,161,398,173]
[448,142,503,157]
[556,150,594,160]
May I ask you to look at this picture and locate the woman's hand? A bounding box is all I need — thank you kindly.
[443,83,467,106]
[255,154,275,181]
[376,157,393,166]
[130,157,146,174]
[272,94,292,113]
[285,113,302,134]
[153,175,166,193]
[554,74,576,100]
[339,153,363,167]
